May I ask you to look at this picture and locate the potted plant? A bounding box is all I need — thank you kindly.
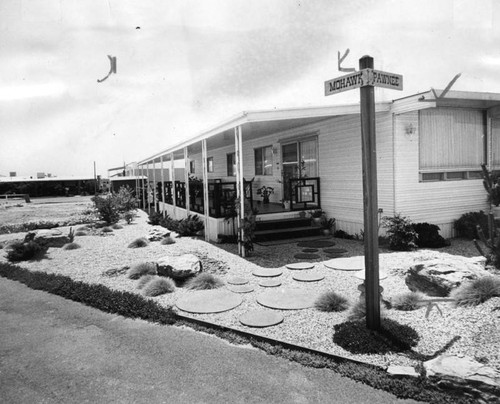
[256,186,274,204]
[309,209,324,225]
[321,217,336,236]
[281,199,290,209]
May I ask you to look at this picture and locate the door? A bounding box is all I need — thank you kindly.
[281,138,318,202]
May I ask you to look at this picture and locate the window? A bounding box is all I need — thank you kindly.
[254,146,273,175]
[189,160,195,174]
[207,157,214,173]
[491,119,500,167]
[419,108,485,181]
[227,152,236,176]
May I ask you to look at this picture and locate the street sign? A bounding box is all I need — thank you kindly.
[325,68,402,96]
[324,70,369,95]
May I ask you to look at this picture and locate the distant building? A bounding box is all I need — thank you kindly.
[0,175,100,197]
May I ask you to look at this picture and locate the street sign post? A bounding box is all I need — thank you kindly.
[325,56,403,330]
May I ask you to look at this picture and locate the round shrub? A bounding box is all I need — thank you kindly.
[111,224,123,230]
[101,227,113,233]
[143,277,176,297]
[452,276,500,307]
[6,241,47,262]
[314,291,349,312]
[74,230,88,237]
[137,274,156,290]
[62,242,81,250]
[128,238,149,248]
[186,273,224,290]
[160,236,175,245]
[391,292,424,311]
[127,262,157,280]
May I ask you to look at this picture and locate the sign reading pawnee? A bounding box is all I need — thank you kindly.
[369,69,403,90]
[325,68,403,96]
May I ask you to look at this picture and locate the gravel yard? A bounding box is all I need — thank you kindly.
[1,206,499,372]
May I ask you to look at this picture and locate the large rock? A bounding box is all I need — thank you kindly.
[147,226,171,242]
[424,355,500,403]
[156,254,202,280]
[29,229,70,248]
[405,256,489,296]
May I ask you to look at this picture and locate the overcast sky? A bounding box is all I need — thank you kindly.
[1,0,499,178]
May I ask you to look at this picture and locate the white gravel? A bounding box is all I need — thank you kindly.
[1,209,499,371]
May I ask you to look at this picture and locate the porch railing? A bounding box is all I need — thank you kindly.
[289,177,321,211]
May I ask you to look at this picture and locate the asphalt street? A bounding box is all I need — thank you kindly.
[0,277,423,403]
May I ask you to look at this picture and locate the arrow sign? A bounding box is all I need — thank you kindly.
[325,68,403,96]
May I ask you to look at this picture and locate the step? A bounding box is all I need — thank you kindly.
[255,217,312,231]
[254,225,323,242]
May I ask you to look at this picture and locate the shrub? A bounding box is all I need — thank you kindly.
[62,242,81,250]
[160,236,175,245]
[143,277,176,297]
[0,221,60,235]
[111,224,123,230]
[114,185,138,212]
[137,274,156,289]
[314,291,349,312]
[177,215,204,237]
[452,276,500,306]
[127,237,149,248]
[6,241,48,262]
[127,262,157,280]
[412,222,449,248]
[68,227,75,243]
[92,186,138,224]
[101,227,113,233]
[454,211,488,239]
[74,230,88,236]
[333,229,356,240]
[123,211,135,224]
[148,211,164,226]
[392,292,424,311]
[381,214,417,251]
[186,273,224,290]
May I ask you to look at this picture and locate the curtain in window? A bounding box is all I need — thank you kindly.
[419,108,484,170]
[491,119,500,166]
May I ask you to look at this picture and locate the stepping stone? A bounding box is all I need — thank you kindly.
[302,248,318,253]
[325,253,346,259]
[294,253,321,260]
[353,270,388,281]
[324,256,365,271]
[286,262,315,270]
[227,277,249,285]
[297,240,336,248]
[323,248,347,254]
[259,278,282,288]
[293,272,325,282]
[257,288,316,310]
[239,310,284,328]
[228,284,254,294]
[252,268,283,277]
[176,290,242,314]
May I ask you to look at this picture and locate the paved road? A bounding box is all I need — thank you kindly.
[0,278,422,404]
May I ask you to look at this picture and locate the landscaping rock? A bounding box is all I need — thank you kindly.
[156,254,202,280]
[405,256,489,297]
[424,354,500,403]
[387,365,419,378]
[147,226,171,242]
[30,229,70,248]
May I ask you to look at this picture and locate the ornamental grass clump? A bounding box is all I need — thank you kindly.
[111,223,123,230]
[391,291,424,311]
[137,274,156,290]
[62,242,81,250]
[186,273,224,290]
[127,262,157,280]
[160,236,175,245]
[348,300,386,322]
[452,276,500,307]
[314,291,349,312]
[143,277,176,297]
[101,227,113,233]
[128,237,149,248]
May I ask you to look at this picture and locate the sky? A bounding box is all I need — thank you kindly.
[1,0,499,178]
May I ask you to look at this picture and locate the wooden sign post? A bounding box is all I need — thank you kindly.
[325,55,403,330]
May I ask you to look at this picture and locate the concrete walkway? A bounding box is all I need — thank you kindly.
[0,277,423,404]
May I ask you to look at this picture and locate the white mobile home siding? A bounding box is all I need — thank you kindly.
[393,111,487,238]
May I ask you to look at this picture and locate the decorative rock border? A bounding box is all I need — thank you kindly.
[176,290,242,314]
[239,310,284,328]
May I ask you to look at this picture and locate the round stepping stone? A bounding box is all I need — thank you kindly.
[176,290,242,314]
[227,284,254,294]
[294,253,321,260]
[293,272,325,282]
[252,268,283,277]
[239,310,284,328]
[259,278,282,288]
[285,262,315,270]
[324,256,365,271]
[325,253,346,259]
[257,288,316,310]
[297,240,336,248]
[227,277,249,285]
[302,248,318,253]
[323,248,347,254]
[353,270,388,281]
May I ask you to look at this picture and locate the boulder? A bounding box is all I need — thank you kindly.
[29,229,70,248]
[156,254,202,280]
[405,256,489,297]
[147,226,171,242]
[424,355,500,403]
